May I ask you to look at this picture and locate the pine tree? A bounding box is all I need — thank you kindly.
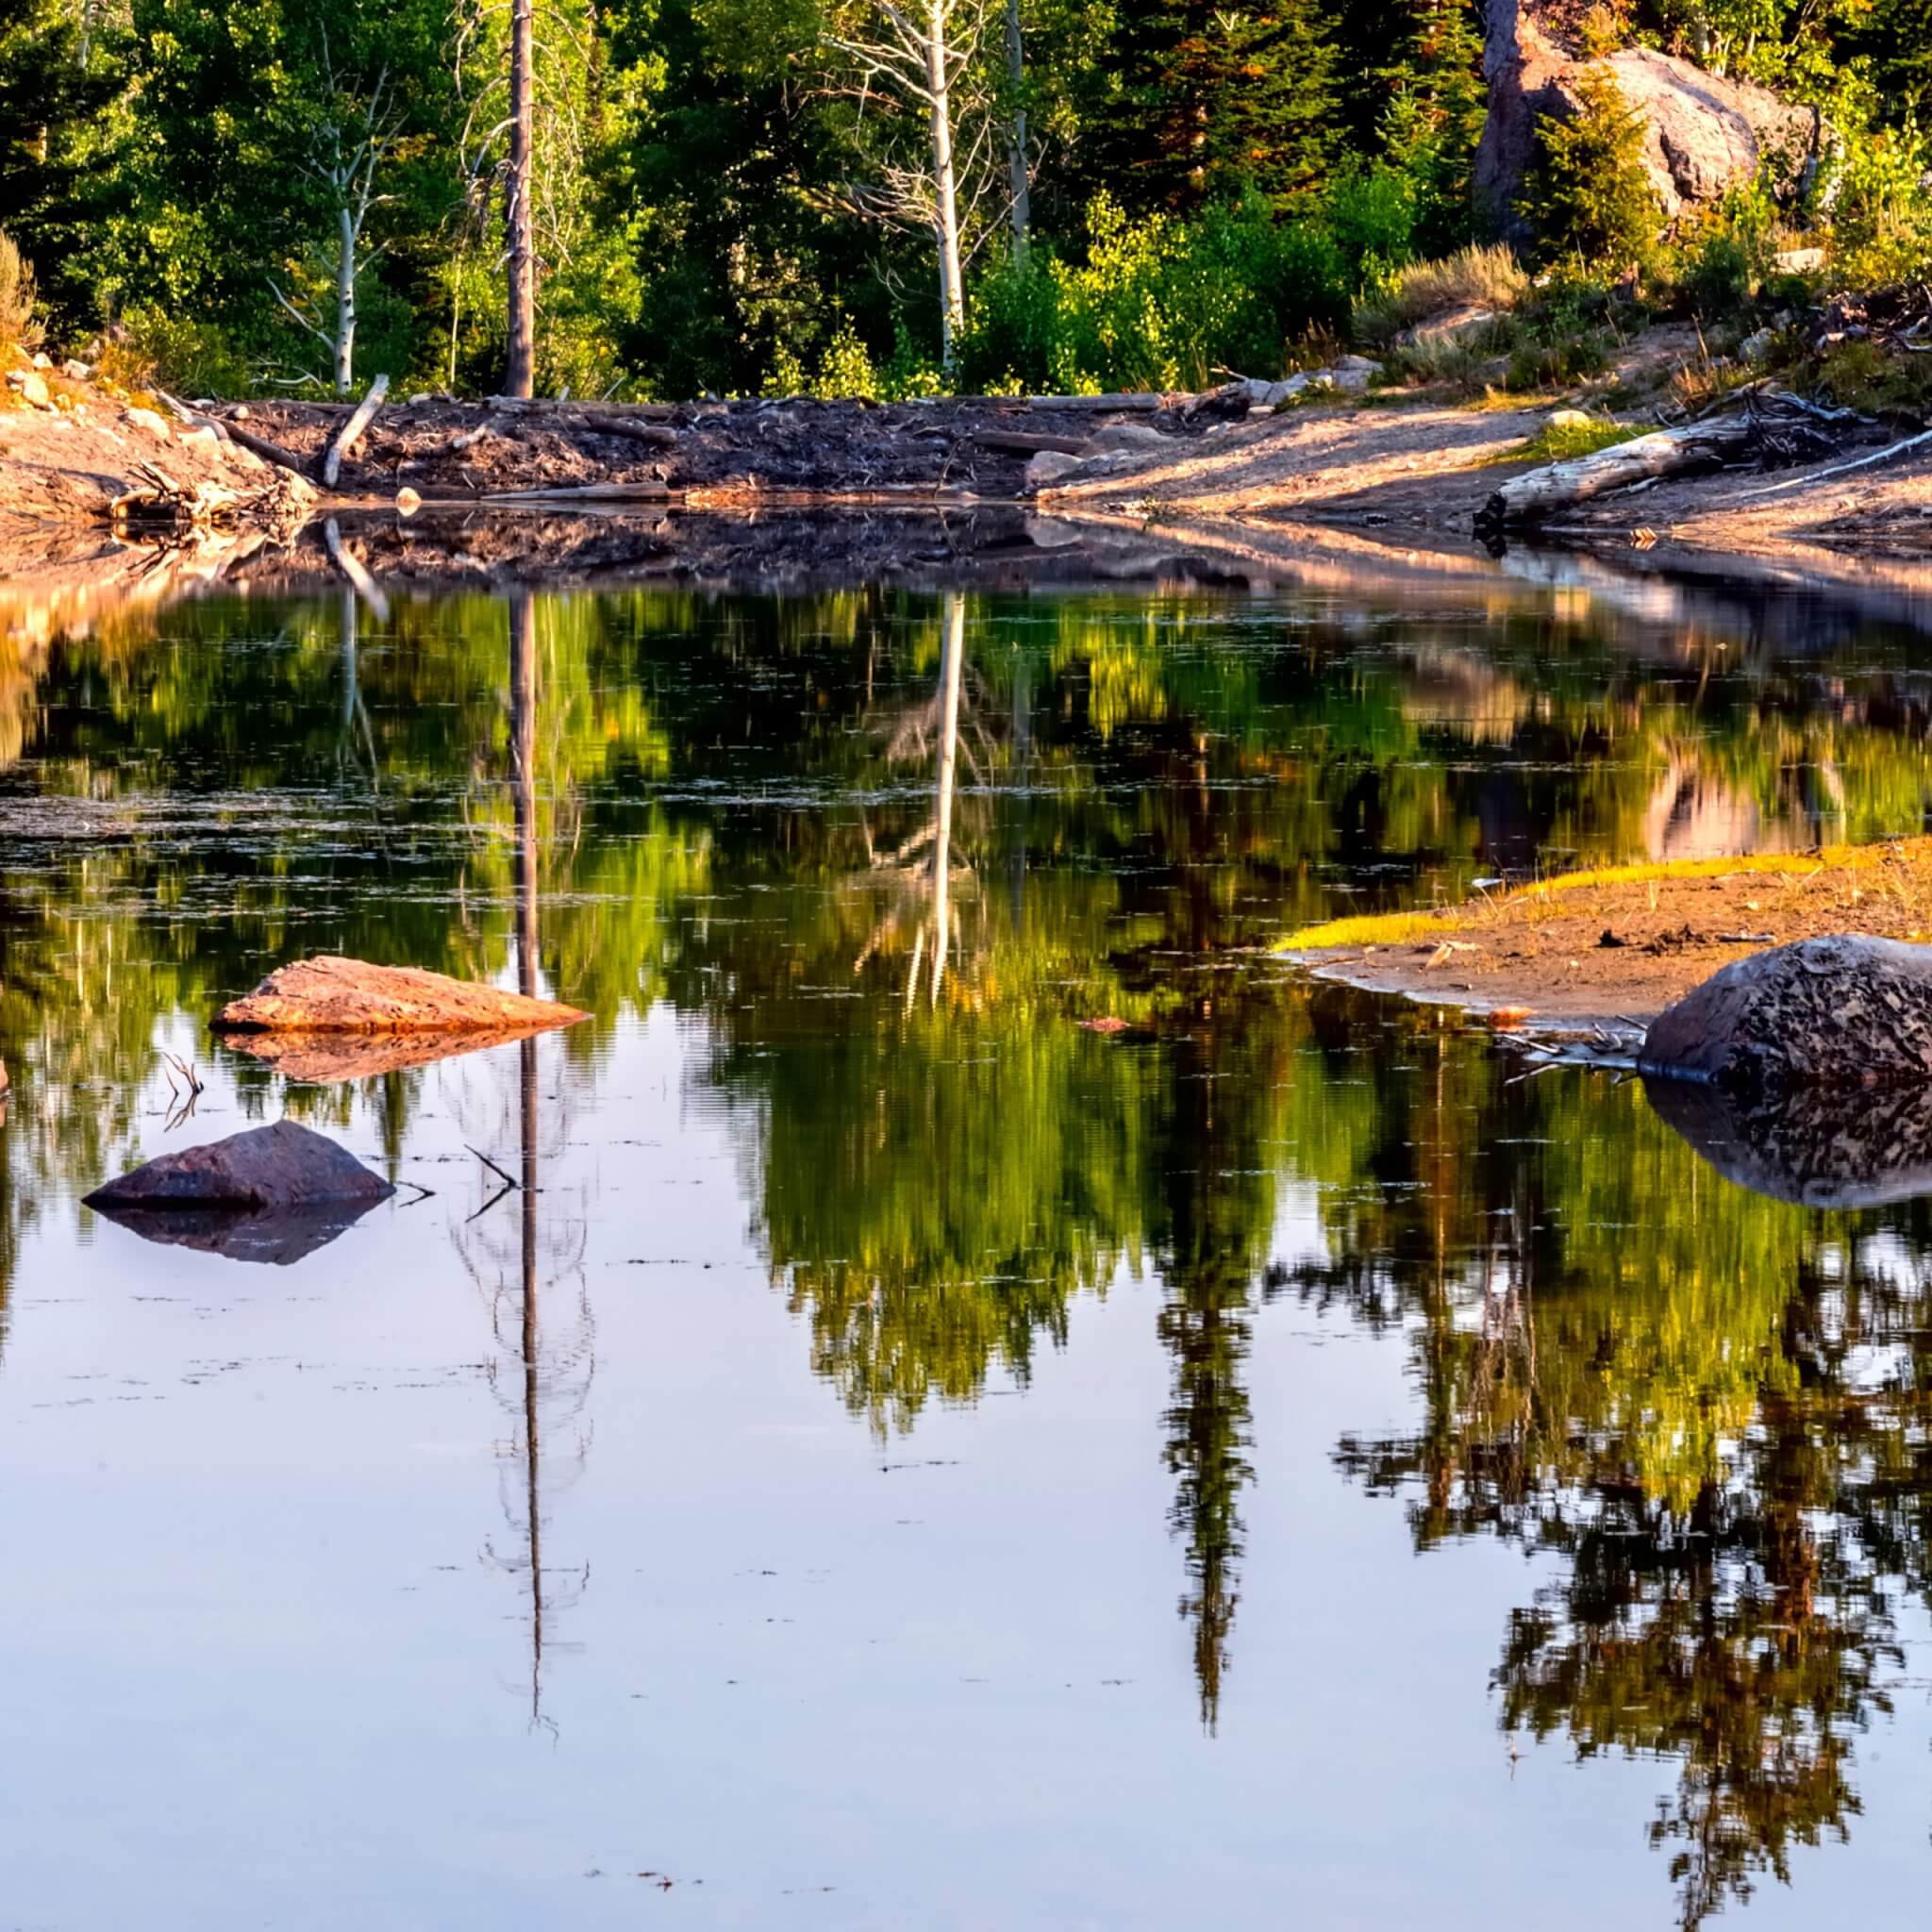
[1099,0,1342,212]
[1378,0,1486,256]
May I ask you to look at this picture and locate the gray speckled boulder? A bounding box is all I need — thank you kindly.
[1641,935,1932,1091]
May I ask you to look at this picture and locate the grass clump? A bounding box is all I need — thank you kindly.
[1353,243,1528,345]
[1488,415,1643,465]
[0,230,42,352]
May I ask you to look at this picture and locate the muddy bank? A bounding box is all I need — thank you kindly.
[1279,841,1932,1029]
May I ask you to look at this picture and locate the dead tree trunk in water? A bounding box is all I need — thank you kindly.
[508,587,543,1723]
[504,0,537,398]
[928,591,965,1001]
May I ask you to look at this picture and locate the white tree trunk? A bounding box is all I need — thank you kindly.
[334,206,358,398]
[925,0,965,371]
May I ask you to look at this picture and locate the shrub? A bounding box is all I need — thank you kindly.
[100,305,251,398]
[1353,242,1528,343]
[1666,181,1778,318]
[0,229,41,351]
[951,188,1374,396]
[1822,121,1932,288]
[1521,66,1662,272]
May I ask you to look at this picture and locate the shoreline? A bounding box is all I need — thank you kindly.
[1276,843,1932,1031]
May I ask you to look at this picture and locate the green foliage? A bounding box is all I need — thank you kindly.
[1521,65,1662,272]
[1820,118,1932,286]
[1664,180,1779,317]
[949,184,1409,394]
[1499,414,1642,463]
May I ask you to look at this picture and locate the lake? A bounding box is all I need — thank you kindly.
[5,539,1932,1927]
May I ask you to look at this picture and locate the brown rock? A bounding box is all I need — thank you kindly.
[83,1119,393,1211]
[1475,0,1820,240]
[212,955,588,1036]
[1641,934,1932,1091]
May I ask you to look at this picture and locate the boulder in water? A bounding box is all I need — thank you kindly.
[1641,934,1932,1091]
[85,1119,394,1211]
[213,955,586,1036]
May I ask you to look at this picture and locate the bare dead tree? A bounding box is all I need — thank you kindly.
[824,0,1008,371]
[267,37,402,398]
[452,0,599,393]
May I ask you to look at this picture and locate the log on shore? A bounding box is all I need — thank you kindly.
[323,374,391,487]
[1476,420,1756,531]
[212,955,588,1035]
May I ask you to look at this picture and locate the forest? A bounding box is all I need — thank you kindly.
[5,0,1932,403]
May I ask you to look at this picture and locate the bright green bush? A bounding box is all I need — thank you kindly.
[949,181,1407,396]
[110,303,251,397]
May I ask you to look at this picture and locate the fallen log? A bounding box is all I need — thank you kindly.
[974,429,1091,457]
[212,955,588,1036]
[1476,420,1755,531]
[575,416,679,447]
[476,480,673,504]
[1733,425,1932,500]
[323,372,391,488]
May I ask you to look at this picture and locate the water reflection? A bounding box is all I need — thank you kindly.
[8,574,1932,1921]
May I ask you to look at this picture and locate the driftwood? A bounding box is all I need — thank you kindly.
[575,415,678,446]
[1476,420,1755,531]
[1734,425,1932,500]
[974,429,1090,457]
[153,388,314,478]
[109,459,316,538]
[476,480,673,504]
[322,372,390,487]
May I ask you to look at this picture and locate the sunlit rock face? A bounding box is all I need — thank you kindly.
[1475,0,1821,242]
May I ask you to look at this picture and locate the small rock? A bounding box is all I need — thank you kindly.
[7,369,49,407]
[178,424,221,449]
[1024,449,1083,491]
[395,485,423,517]
[30,351,51,370]
[1327,356,1381,392]
[1084,421,1169,453]
[1774,245,1825,275]
[60,358,91,381]
[230,404,251,421]
[1739,326,1775,363]
[124,406,170,439]
[1544,407,1602,430]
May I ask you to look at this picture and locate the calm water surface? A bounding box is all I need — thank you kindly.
[7,563,1932,1927]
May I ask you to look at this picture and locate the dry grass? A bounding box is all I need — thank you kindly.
[0,229,41,352]
[1355,245,1529,346]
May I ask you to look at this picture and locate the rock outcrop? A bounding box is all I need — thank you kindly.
[212,955,587,1036]
[1640,934,1932,1091]
[1476,0,1821,241]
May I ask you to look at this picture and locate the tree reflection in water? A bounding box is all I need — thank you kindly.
[11,579,1932,1906]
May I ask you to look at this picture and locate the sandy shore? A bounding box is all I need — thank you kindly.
[1277,841,1932,1029]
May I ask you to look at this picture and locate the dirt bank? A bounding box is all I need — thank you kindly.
[1278,842,1932,1029]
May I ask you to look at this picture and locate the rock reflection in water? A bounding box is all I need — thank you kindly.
[1645,1073,1932,1208]
[83,1196,388,1265]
